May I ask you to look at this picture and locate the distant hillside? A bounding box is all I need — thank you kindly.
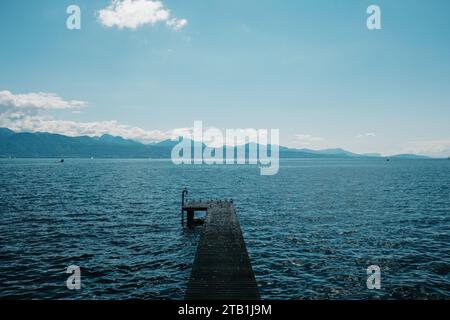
[0,128,432,159]
[292,148,361,157]
[390,154,431,159]
[0,130,172,158]
[0,128,15,138]
[94,134,142,146]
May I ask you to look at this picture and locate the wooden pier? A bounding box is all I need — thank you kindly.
[183,198,260,300]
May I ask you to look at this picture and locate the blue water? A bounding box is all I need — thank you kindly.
[0,159,449,299]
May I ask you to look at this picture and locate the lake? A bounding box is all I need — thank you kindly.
[0,158,449,299]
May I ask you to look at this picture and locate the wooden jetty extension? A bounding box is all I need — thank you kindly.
[182,196,260,300]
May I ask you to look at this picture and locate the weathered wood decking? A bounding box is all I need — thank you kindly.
[184,200,260,300]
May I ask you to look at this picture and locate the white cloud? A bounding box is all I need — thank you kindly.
[356,132,376,139]
[97,0,187,31]
[166,17,188,30]
[0,90,86,110]
[0,113,191,144]
[294,134,325,147]
[0,90,190,144]
[402,140,450,158]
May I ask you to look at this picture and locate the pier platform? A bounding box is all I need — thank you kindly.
[183,200,260,300]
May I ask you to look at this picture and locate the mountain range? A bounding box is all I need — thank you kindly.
[0,128,431,159]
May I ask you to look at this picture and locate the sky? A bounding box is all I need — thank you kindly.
[0,0,449,156]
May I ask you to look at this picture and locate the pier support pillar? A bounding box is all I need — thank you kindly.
[187,209,195,226]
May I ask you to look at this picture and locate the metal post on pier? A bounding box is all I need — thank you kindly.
[181,188,188,226]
